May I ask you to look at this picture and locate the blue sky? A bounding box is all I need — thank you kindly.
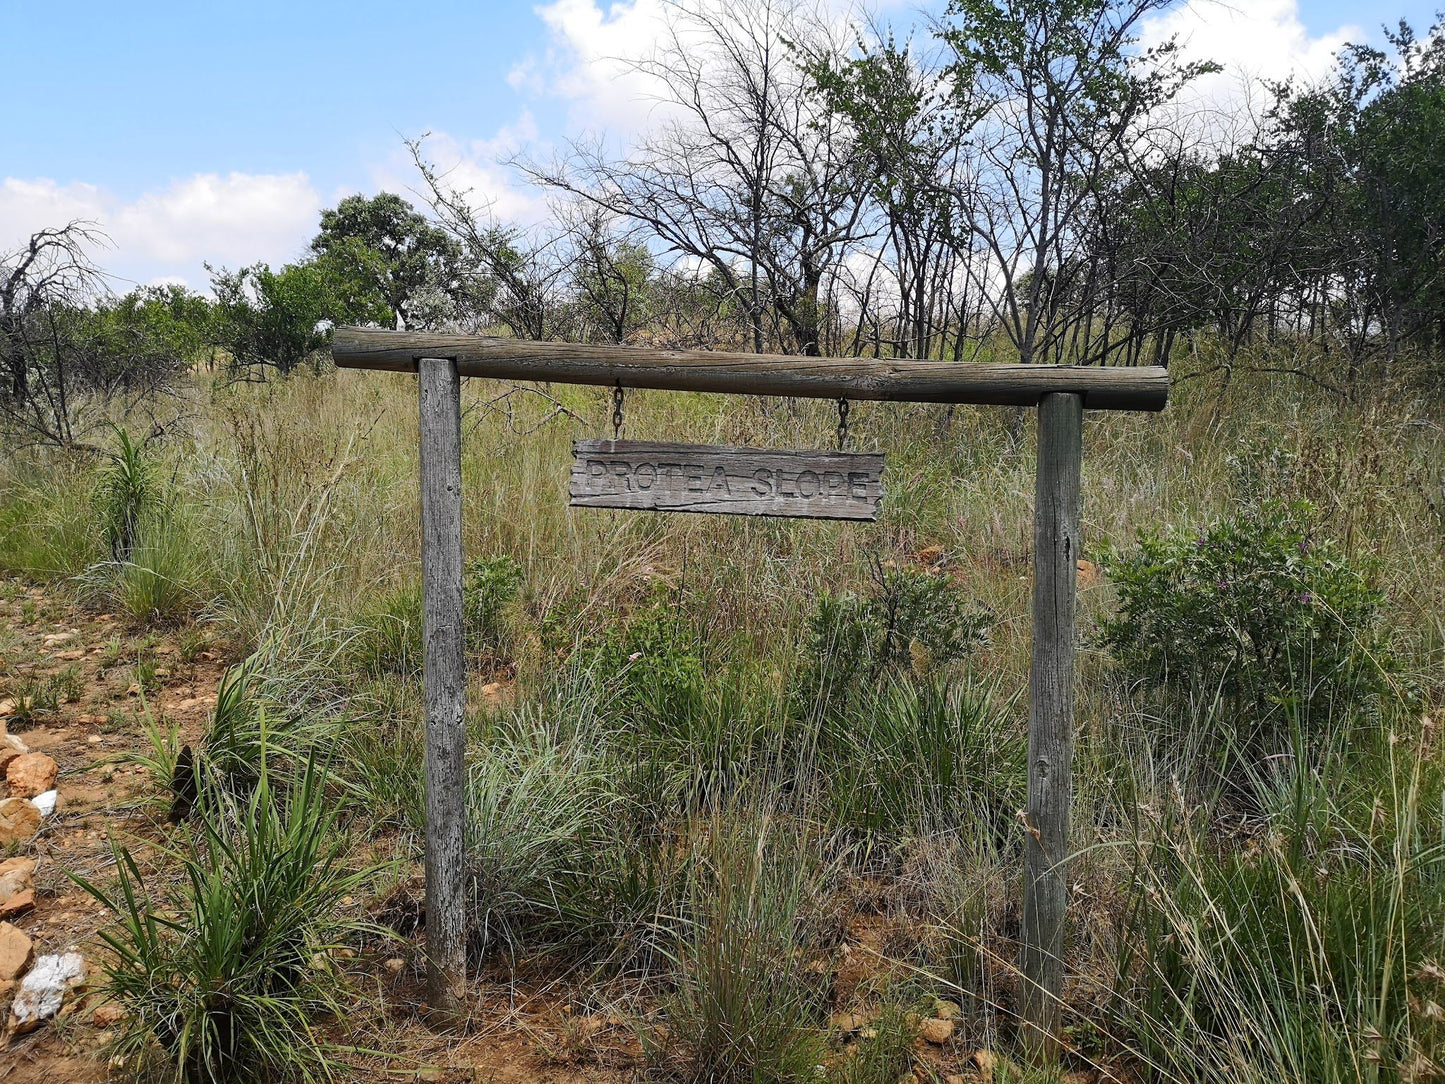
[2,0,1436,290]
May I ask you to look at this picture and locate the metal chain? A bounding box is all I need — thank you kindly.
[836,396,850,450]
[612,380,625,440]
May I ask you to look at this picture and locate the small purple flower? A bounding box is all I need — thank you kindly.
[1298,592,1312,604]
[1216,580,1229,591]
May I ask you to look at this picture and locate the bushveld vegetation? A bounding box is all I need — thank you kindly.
[2,357,1439,1082]
[1,0,1443,1082]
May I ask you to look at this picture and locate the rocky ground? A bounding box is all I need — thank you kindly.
[0,578,224,1081]
[0,577,1052,1083]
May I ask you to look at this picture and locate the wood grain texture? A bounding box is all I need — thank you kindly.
[332,327,1168,412]
[417,357,468,1015]
[1020,392,1083,1060]
[569,439,884,520]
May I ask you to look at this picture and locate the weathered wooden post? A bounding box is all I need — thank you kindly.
[417,356,468,1014]
[1020,391,1083,1058]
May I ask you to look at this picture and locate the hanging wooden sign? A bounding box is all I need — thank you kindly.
[569,439,885,521]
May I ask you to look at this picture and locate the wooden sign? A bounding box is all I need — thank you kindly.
[570,439,884,521]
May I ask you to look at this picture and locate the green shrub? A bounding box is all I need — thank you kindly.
[94,425,165,563]
[1100,500,1393,759]
[461,724,624,954]
[350,580,423,677]
[0,468,105,576]
[197,655,276,802]
[818,677,1022,836]
[75,755,371,1084]
[88,428,210,623]
[115,517,208,623]
[800,561,992,712]
[1,671,63,729]
[575,592,800,818]
[350,556,524,677]
[465,554,524,656]
[139,651,342,816]
[622,673,793,821]
[828,1004,917,1084]
[338,680,424,832]
[585,583,707,728]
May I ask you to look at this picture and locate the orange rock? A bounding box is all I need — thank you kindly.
[0,734,27,773]
[0,889,35,919]
[0,858,34,903]
[0,923,33,981]
[972,1050,1008,1084]
[917,1017,954,1044]
[0,798,40,846]
[92,1001,126,1027]
[7,753,58,799]
[479,682,512,709]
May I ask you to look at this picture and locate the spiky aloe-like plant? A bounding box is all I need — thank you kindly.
[94,425,161,564]
[75,749,373,1083]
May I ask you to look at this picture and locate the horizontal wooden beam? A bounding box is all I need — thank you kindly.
[331,328,1168,412]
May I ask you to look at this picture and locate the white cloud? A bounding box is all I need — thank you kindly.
[1141,0,1361,125]
[0,178,111,237]
[0,172,321,291]
[529,0,674,137]
[520,0,883,143]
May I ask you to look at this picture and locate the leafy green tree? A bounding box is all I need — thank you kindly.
[1340,18,1445,359]
[210,259,388,377]
[82,285,214,376]
[808,33,971,360]
[1,225,198,447]
[310,192,466,331]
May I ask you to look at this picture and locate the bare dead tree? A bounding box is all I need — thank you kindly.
[520,0,869,357]
[408,137,571,341]
[0,223,111,448]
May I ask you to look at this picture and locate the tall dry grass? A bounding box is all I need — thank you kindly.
[0,352,1441,1081]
